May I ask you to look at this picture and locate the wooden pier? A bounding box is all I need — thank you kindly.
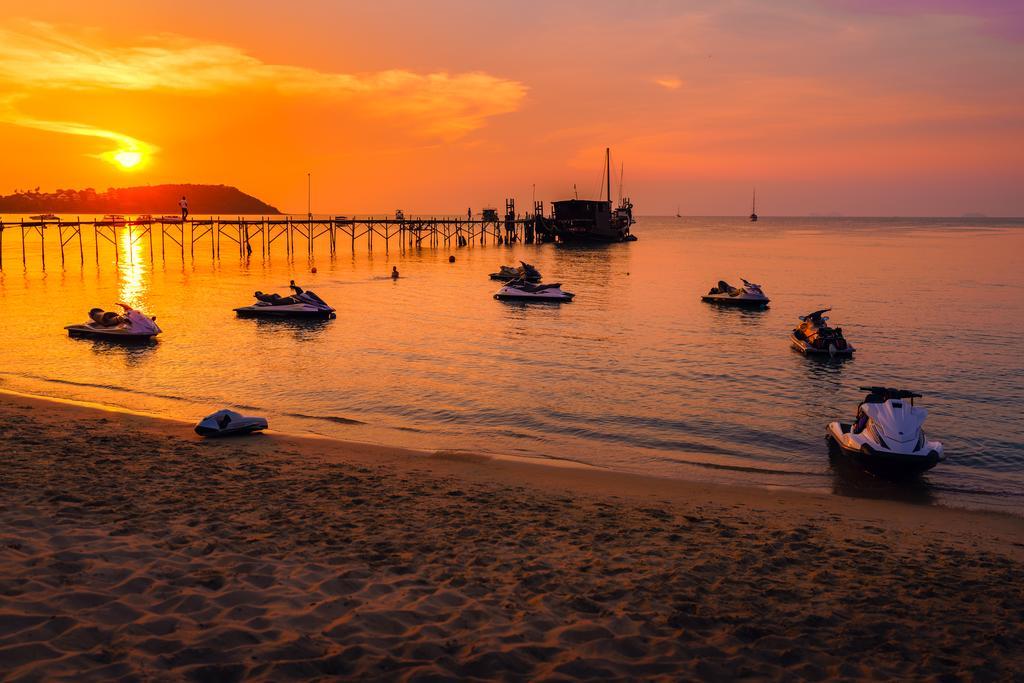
[0,204,550,270]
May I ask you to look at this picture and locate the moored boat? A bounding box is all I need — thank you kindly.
[701,279,770,307]
[544,148,636,243]
[494,278,574,303]
[826,387,943,477]
[791,308,854,356]
[65,303,161,343]
[234,282,336,319]
[489,261,542,282]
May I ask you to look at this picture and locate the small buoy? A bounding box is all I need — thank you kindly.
[311,266,318,273]
[448,255,455,263]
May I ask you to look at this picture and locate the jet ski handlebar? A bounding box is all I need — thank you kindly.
[801,308,831,320]
[858,386,923,399]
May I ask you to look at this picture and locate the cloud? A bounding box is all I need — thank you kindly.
[0,21,527,164]
[0,94,157,170]
[653,77,683,90]
[11,115,157,168]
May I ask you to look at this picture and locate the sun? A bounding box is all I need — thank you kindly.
[113,149,143,169]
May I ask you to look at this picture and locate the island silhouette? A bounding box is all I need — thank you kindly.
[0,184,280,215]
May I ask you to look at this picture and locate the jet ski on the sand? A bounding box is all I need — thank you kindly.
[826,387,944,477]
[701,278,770,308]
[234,282,336,319]
[195,409,268,437]
[494,278,574,303]
[65,303,161,343]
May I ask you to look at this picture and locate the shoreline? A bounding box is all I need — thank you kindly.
[2,384,1021,519]
[2,391,1023,679]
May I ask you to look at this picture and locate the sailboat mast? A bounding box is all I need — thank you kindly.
[752,188,756,213]
[605,147,612,204]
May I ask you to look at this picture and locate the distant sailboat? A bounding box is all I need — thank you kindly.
[749,189,758,222]
[676,205,682,218]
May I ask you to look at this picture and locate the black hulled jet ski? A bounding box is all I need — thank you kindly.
[234,283,336,319]
[489,261,542,282]
[791,308,855,356]
[827,387,944,477]
[65,303,161,343]
[494,277,574,303]
[701,278,769,308]
[195,409,268,437]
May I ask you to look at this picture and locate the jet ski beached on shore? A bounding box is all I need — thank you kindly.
[701,279,770,308]
[494,278,575,303]
[65,303,161,343]
[234,282,336,320]
[827,387,944,477]
[195,409,268,437]
[792,308,854,356]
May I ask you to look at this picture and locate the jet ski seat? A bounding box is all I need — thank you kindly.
[509,280,560,292]
[254,291,298,305]
[89,308,125,327]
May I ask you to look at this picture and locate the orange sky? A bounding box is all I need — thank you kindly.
[1,1,1022,215]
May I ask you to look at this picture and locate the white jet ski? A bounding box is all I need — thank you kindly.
[791,308,854,356]
[65,304,161,343]
[234,283,336,320]
[826,386,943,477]
[701,278,770,308]
[195,409,268,437]
[494,278,574,303]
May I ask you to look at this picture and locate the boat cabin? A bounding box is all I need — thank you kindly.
[552,199,630,241]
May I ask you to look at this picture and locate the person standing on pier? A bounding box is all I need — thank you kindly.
[179,195,189,221]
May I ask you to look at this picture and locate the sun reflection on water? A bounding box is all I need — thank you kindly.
[117,225,148,306]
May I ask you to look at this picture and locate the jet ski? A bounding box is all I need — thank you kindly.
[234,285,336,319]
[826,387,943,477]
[195,409,268,437]
[489,261,542,282]
[791,308,854,356]
[65,304,161,343]
[701,278,770,308]
[494,278,574,303]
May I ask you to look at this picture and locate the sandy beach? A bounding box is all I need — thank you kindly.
[1,391,1022,681]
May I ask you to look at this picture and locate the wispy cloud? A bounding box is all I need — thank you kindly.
[0,21,527,166]
[0,93,157,169]
[9,113,157,168]
[653,77,683,90]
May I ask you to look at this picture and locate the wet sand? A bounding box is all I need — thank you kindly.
[1,391,1022,681]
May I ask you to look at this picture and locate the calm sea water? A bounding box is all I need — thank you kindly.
[2,216,1023,512]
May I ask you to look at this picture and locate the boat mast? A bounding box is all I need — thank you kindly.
[606,147,612,204]
[752,188,756,214]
